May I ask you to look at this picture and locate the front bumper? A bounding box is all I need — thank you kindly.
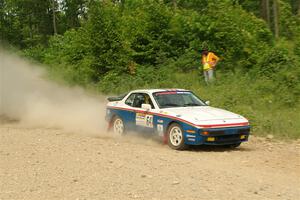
[202,126,250,145]
[185,126,250,145]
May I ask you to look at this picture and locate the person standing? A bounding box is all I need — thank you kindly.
[201,50,220,84]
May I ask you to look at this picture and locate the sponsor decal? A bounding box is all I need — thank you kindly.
[155,91,177,95]
[186,130,196,133]
[136,113,146,120]
[159,111,169,115]
[155,91,190,95]
[176,91,189,94]
[157,119,164,123]
[186,134,196,138]
[136,113,153,128]
[157,124,164,136]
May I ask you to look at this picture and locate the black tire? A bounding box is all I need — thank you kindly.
[167,123,187,150]
[111,116,125,135]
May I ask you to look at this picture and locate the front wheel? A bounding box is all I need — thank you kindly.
[167,123,187,150]
[112,116,125,135]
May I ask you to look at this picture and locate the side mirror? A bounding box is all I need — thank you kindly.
[141,104,152,111]
[205,100,210,106]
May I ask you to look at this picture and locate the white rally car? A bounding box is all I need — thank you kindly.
[106,89,250,150]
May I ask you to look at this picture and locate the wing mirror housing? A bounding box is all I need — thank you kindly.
[141,104,152,111]
[205,100,210,106]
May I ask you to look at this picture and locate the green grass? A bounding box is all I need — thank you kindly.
[45,64,300,139]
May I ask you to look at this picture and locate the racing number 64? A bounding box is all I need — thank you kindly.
[146,115,153,127]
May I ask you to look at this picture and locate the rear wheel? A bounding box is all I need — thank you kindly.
[167,123,187,150]
[112,116,125,135]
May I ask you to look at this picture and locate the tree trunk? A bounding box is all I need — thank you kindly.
[52,0,57,35]
[29,14,33,39]
[298,0,300,16]
[173,0,177,9]
[266,0,270,26]
[261,0,270,27]
[273,0,279,38]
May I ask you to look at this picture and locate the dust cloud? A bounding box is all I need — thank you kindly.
[0,49,107,135]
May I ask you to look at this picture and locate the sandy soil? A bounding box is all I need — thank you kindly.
[1,121,300,200]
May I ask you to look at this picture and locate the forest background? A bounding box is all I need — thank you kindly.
[1,0,300,139]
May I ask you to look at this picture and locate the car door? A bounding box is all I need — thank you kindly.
[122,93,138,130]
[127,93,155,133]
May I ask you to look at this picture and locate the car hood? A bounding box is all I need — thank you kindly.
[159,106,248,126]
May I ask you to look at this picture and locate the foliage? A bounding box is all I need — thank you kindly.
[1,0,300,139]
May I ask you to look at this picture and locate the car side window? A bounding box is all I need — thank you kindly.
[125,93,136,106]
[127,93,154,109]
[144,94,155,109]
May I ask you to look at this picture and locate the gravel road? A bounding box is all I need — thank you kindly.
[1,121,300,200]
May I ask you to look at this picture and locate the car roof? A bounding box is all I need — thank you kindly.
[130,88,189,94]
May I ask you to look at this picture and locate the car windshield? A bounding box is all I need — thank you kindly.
[153,91,207,108]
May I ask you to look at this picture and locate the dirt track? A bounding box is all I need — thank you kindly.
[0,121,300,200]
